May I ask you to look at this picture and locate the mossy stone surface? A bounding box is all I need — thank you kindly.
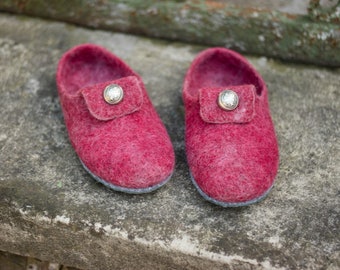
[0,0,339,66]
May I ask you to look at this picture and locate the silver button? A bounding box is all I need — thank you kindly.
[103,84,124,104]
[218,90,239,111]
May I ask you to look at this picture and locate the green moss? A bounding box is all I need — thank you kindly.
[0,0,339,66]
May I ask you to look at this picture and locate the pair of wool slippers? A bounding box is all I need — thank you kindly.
[56,44,279,207]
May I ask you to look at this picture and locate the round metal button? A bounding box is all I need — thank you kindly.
[103,84,124,104]
[218,90,239,111]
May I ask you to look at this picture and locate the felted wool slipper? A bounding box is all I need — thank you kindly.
[56,44,175,194]
[183,48,279,207]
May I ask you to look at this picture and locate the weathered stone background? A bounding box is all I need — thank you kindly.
[0,0,339,66]
[0,11,339,270]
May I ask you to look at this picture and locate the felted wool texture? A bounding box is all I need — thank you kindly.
[199,85,256,124]
[183,48,279,205]
[82,76,143,121]
[57,44,175,191]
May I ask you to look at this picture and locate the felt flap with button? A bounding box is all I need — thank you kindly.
[81,76,143,121]
[199,84,256,124]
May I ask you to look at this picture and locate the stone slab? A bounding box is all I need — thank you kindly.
[0,13,339,270]
[0,0,339,66]
[0,250,78,270]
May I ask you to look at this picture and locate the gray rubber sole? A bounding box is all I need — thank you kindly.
[80,159,173,194]
[190,172,274,207]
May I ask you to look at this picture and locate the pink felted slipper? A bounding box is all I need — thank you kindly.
[56,44,175,193]
[183,48,279,207]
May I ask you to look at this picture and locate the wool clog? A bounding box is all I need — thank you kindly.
[57,44,175,193]
[183,48,279,207]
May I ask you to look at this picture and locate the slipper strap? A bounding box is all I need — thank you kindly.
[81,76,143,121]
[199,84,256,124]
